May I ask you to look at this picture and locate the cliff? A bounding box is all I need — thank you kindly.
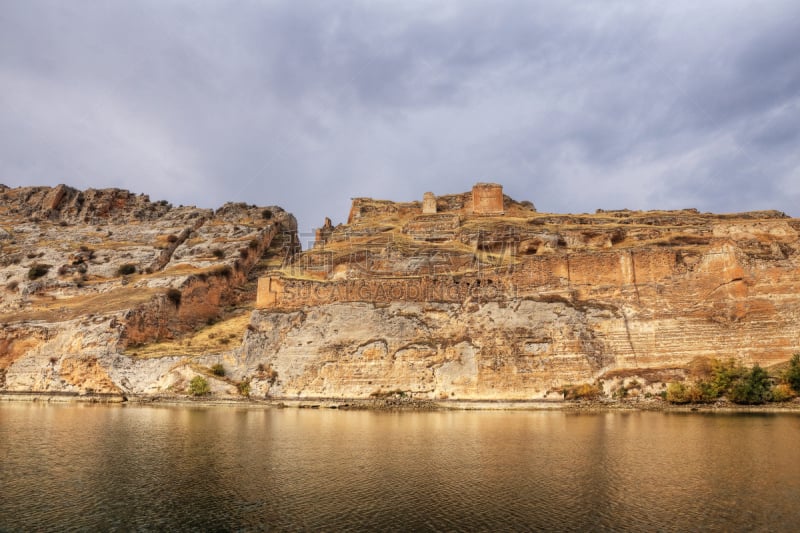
[0,184,298,396]
[2,183,799,401]
[248,184,800,400]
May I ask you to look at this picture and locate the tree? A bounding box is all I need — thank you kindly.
[785,354,800,393]
[729,365,772,404]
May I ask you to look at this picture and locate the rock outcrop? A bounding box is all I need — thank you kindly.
[0,184,298,395]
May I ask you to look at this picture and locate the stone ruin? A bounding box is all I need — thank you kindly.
[471,183,504,215]
[422,192,437,214]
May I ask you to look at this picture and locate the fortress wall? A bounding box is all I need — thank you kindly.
[631,249,677,282]
[510,255,569,287]
[568,253,630,286]
[257,275,514,309]
[257,249,682,309]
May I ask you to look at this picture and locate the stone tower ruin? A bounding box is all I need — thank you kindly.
[422,192,437,214]
[471,183,504,215]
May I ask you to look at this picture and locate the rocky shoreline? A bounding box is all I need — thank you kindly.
[4,391,800,414]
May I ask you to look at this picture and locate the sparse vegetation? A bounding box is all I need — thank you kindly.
[256,364,278,384]
[211,248,225,259]
[785,353,800,393]
[210,264,232,278]
[166,288,182,307]
[188,376,210,396]
[771,383,796,402]
[262,209,273,220]
[728,364,772,405]
[116,263,137,276]
[562,383,602,401]
[370,389,407,398]
[211,363,225,377]
[28,263,51,280]
[665,358,792,405]
[237,379,251,397]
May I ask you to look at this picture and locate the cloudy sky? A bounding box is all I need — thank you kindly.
[2,1,799,238]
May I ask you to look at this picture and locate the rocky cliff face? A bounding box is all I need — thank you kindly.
[246,187,800,400]
[2,183,799,401]
[0,184,297,396]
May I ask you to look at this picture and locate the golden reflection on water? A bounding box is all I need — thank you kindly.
[2,404,800,531]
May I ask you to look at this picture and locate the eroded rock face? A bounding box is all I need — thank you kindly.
[0,185,298,395]
[241,300,606,399]
[243,192,800,400]
[240,238,800,400]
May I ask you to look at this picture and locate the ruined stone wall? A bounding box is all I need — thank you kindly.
[257,249,680,310]
[403,213,461,241]
[472,183,504,215]
[257,274,514,309]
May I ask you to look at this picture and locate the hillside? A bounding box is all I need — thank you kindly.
[0,184,298,396]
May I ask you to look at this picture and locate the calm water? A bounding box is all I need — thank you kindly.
[1,404,800,532]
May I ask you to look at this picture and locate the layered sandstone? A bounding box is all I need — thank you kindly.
[246,185,800,399]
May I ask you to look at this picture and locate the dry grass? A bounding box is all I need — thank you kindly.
[125,312,251,358]
[87,240,149,251]
[0,286,160,322]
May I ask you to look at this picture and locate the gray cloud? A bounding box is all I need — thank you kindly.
[1,0,798,237]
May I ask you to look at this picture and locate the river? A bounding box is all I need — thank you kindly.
[1,403,799,531]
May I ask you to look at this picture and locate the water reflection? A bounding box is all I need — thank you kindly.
[2,405,800,531]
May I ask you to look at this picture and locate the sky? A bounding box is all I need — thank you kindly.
[1,1,799,240]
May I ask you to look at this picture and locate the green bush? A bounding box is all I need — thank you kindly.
[237,379,251,397]
[665,381,718,404]
[211,363,225,377]
[709,358,747,394]
[729,365,772,405]
[785,354,800,393]
[116,263,137,276]
[28,263,51,280]
[188,376,210,396]
[667,360,780,404]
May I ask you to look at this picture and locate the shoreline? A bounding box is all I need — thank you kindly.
[3,391,800,413]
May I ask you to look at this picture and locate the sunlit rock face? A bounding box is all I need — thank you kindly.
[246,187,800,400]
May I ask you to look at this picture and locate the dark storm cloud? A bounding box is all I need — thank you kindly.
[1,1,798,236]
